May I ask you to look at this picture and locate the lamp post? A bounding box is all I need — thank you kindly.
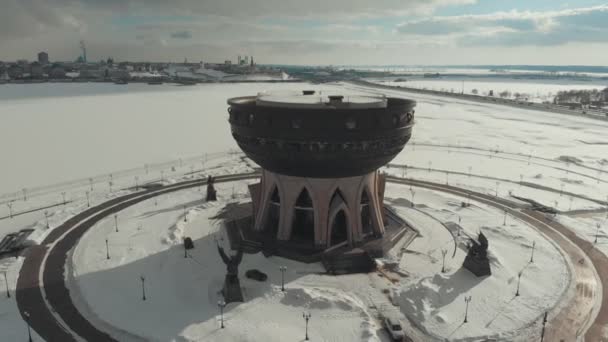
[114,214,118,233]
[183,206,188,222]
[105,238,110,260]
[280,266,287,291]
[540,311,548,342]
[89,177,94,191]
[303,312,311,341]
[516,270,523,296]
[44,211,49,229]
[218,298,226,328]
[503,210,508,226]
[22,188,27,202]
[3,271,10,298]
[463,296,472,323]
[410,189,416,208]
[7,202,13,219]
[23,311,33,342]
[140,276,146,301]
[441,249,448,273]
[134,176,139,190]
[85,191,90,208]
[61,192,66,205]
[530,241,536,263]
[595,223,601,244]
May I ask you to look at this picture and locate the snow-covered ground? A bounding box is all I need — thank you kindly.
[65,172,569,341]
[385,185,569,340]
[70,180,385,342]
[367,78,607,103]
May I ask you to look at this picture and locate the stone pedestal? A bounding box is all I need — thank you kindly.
[222,274,243,303]
[463,254,492,277]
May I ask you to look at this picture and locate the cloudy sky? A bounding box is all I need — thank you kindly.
[2,0,608,65]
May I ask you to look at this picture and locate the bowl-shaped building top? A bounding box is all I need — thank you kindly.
[228,90,415,178]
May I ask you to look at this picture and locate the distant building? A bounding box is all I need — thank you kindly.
[49,64,67,78]
[38,52,49,64]
[30,62,44,78]
[225,60,232,65]
[7,65,24,79]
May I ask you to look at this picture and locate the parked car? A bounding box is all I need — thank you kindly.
[383,315,405,341]
[245,269,268,282]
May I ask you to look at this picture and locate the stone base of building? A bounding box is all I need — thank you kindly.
[224,202,418,273]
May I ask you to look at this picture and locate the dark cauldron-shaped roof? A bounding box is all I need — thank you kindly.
[227,91,415,178]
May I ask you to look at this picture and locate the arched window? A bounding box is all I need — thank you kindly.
[291,188,315,244]
[330,210,348,246]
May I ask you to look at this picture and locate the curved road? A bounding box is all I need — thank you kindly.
[16,172,607,341]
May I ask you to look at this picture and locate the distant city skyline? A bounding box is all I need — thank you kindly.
[2,1,608,65]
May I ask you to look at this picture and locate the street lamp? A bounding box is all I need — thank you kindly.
[114,214,118,233]
[530,241,536,263]
[441,249,448,273]
[85,191,90,208]
[105,238,110,260]
[503,210,508,226]
[463,296,472,323]
[540,311,548,342]
[7,202,13,219]
[218,298,226,328]
[279,266,287,292]
[410,189,416,208]
[44,211,49,229]
[140,276,146,301]
[303,312,311,341]
[516,270,523,296]
[23,311,33,342]
[3,271,10,298]
[183,206,188,222]
[89,177,94,191]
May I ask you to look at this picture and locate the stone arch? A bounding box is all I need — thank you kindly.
[263,185,281,237]
[327,188,352,247]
